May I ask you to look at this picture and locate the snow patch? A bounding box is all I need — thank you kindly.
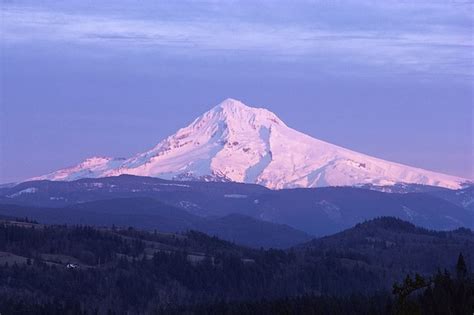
[462,197,474,208]
[49,196,66,201]
[224,194,248,199]
[156,183,191,188]
[317,200,341,221]
[444,215,463,225]
[178,201,201,209]
[402,206,418,221]
[8,187,38,198]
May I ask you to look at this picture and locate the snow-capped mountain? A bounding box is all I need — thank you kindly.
[32,98,468,189]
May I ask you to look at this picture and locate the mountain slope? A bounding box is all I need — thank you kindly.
[32,98,468,189]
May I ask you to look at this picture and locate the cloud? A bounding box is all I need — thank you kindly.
[1,2,473,78]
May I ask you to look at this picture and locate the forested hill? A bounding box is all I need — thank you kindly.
[300,217,474,279]
[0,217,472,314]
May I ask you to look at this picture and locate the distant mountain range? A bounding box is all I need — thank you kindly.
[0,198,310,249]
[31,98,469,189]
[1,175,472,247]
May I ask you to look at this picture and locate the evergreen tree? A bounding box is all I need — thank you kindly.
[456,252,467,281]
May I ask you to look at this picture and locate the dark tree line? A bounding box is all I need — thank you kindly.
[0,222,472,314]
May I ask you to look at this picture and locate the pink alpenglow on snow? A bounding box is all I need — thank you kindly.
[32,98,469,189]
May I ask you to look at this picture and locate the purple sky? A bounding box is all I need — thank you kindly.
[1,0,473,183]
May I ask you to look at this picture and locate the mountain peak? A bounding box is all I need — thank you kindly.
[216,98,249,110]
[209,98,285,130]
[31,99,468,189]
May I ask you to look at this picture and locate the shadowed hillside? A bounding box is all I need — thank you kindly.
[0,217,472,314]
